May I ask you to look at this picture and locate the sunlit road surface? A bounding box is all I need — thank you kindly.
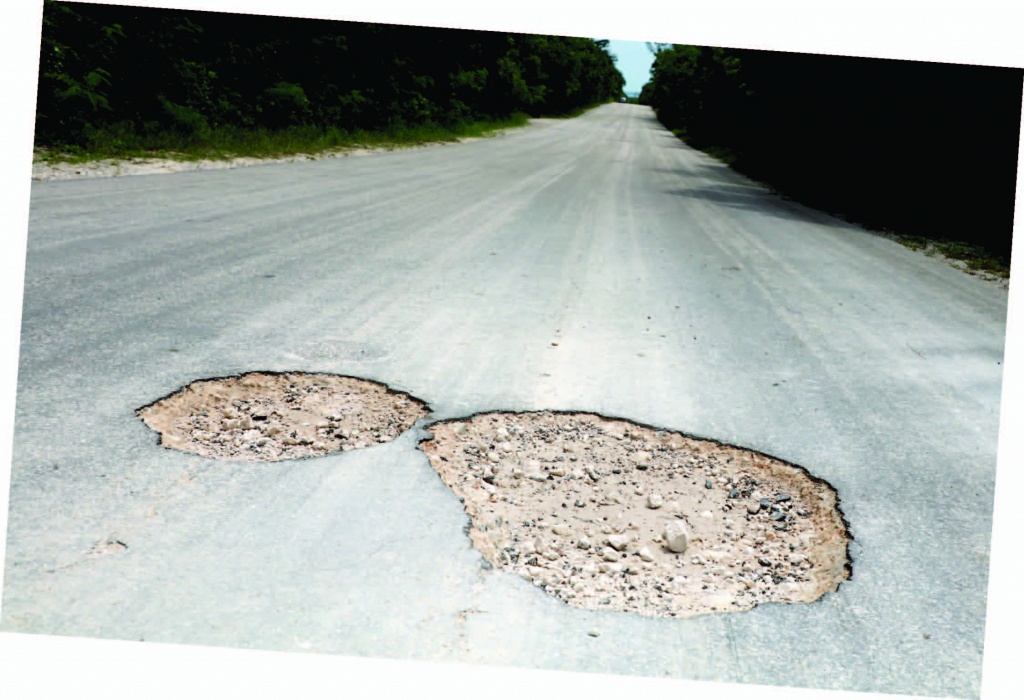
[4,103,1008,697]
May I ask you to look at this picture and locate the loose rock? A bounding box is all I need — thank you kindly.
[421,411,851,619]
[138,372,429,462]
[663,521,690,553]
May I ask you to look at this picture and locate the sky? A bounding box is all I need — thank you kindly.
[604,39,657,96]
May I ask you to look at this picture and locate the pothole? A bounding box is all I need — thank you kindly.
[137,371,429,461]
[422,411,851,618]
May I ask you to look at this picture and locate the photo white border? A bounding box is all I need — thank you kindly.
[2,2,1020,699]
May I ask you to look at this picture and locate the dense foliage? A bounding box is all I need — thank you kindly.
[36,1,624,149]
[640,46,1023,261]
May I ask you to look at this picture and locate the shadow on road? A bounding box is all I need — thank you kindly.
[657,164,860,230]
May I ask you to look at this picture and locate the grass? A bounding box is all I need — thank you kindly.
[896,236,1011,279]
[700,145,740,166]
[35,113,532,165]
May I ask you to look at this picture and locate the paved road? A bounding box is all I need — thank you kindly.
[4,104,1008,697]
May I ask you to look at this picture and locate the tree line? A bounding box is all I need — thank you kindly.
[640,45,1023,262]
[36,1,624,149]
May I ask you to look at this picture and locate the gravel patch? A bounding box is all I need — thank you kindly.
[422,411,851,618]
[137,371,429,461]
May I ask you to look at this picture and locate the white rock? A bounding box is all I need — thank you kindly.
[602,549,621,562]
[548,466,566,477]
[528,472,547,482]
[647,493,664,509]
[499,442,514,453]
[552,524,572,537]
[599,562,623,574]
[577,536,592,550]
[543,550,560,561]
[638,547,655,562]
[451,422,468,437]
[606,533,631,551]
[663,521,690,553]
[487,451,500,463]
[700,510,714,519]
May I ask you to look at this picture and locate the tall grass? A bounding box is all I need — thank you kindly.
[36,113,531,164]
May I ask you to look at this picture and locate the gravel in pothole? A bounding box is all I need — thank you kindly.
[137,371,429,461]
[422,411,851,618]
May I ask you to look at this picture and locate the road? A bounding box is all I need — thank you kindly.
[3,103,1009,697]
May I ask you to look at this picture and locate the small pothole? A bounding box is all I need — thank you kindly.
[422,411,851,618]
[137,371,429,461]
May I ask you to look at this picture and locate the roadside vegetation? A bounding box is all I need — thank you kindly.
[895,237,1011,279]
[34,114,533,164]
[639,45,1022,277]
[35,2,624,163]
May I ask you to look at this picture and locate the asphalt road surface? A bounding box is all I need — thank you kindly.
[4,104,1009,697]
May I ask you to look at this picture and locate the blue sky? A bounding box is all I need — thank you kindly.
[604,39,656,96]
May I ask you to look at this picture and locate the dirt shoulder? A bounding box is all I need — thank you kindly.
[32,141,468,182]
[30,122,540,182]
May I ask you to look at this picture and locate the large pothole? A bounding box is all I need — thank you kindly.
[137,371,429,461]
[422,411,851,618]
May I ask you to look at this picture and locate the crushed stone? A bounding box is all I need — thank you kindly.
[421,411,851,618]
[137,371,429,461]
